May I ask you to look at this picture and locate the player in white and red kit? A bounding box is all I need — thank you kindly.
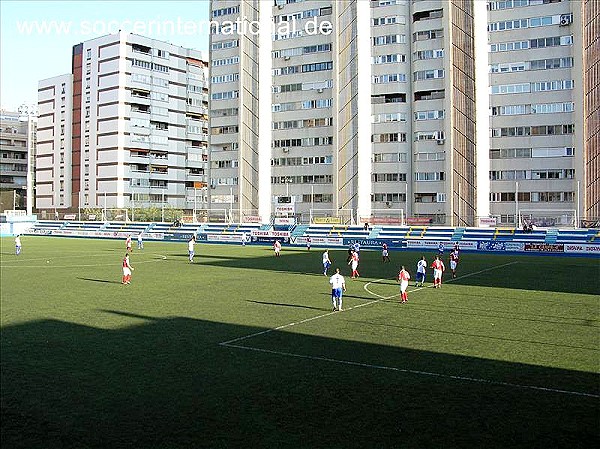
[273,240,282,257]
[122,253,134,284]
[397,266,411,303]
[382,243,390,263]
[126,235,132,253]
[349,251,360,279]
[449,250,459,278]
[431,256,445,288]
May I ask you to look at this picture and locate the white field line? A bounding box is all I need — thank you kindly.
[221,261,519,346]
[0,253,167,269]
[363,260,520,300]
[219,260,598,398]
[222,342,599,399]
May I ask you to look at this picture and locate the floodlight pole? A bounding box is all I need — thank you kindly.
[161,189,165,222]
[576,180,580,228]
[458,181,461,227]
[229,186,233,223]
[515,181,519,228]
[310,184,314,224]
[404,181,408,226]
[194,187,197,223]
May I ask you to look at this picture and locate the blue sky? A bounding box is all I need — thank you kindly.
[0,0,210,111]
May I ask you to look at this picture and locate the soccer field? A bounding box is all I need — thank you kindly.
[1,236,599,448]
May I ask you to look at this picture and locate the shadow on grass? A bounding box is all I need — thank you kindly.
[187,246,600,296]
[76,277,122,284]
[1,312,598,449]
[246,300,326,311]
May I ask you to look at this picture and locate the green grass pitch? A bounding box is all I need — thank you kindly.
[1,236,599,448]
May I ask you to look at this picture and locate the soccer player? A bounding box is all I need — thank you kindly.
[415,256,427,287]
[329,268,346,311]
[126,235,132,253]
[137,233,144,250]
[188,236,196,262]
[349,250,360,279]
[15,234,21,255]
[431,255,445,288]
[273,240,282,257]
[397,266,411,303]
[122,253,134,284]
[352,241,361,254]
[437,242,445,257]
[449,250,459,278]
[306,236,311,251]
[382,243,390,263]
[322,249,332,276]
[241,232,247,246]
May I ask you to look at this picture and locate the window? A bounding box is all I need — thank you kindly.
[414,49,444,60]
[373,34,406,45]
[415,110,445,120]
[372,73,407,83]
[372,173,407,182]
[413,29,443,41]
[415,171,445,181]
[211,39,239,50]
[372,15,406,26]
[301,61,333,73]
[371,132,407,143]
[211,90,240,101]
[413,9,443,22]
[372,54,406,64]
[211,73,240,84]
[413,69,445,81]
[211,56,239,67]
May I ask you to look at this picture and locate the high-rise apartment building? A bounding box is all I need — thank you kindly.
[37,32,209,214]
[209,0,598,226]
[209,0,477,225]
[582,0,599,223]
[488,0,586,226]
[0,109,36,212]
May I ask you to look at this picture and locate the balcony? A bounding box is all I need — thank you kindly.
[186,104,208,115]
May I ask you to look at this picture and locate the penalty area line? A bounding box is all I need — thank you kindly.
[220,342,599,399]
[219,299,381,346]
[363,261,519,301]
[220,262,519,346]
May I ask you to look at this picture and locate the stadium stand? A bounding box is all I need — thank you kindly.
[304,224,370,239]
[62,221,105,231]
[461,227,545,243]
[376,226,454,241]
[23,219,598,251]
[555,229,597,244]
[201,223,262,234]
[27,220,65,232]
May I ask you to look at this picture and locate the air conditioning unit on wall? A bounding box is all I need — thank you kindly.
[560,14,572,26]
[282,147,289,153]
